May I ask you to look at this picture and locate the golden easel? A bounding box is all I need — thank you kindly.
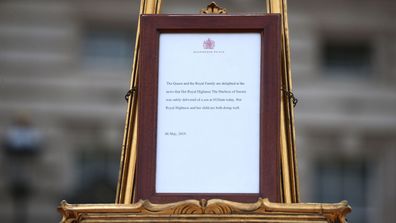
[59,1,351,222]
[116,0,298,205]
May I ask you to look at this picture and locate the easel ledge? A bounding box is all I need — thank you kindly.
[59,198,351,223]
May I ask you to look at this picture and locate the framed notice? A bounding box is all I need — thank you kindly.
[136,14,281,203]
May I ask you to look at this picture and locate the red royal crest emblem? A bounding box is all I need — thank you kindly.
[203,38,215,49]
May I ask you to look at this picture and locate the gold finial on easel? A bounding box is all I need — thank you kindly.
[201,2,227,14]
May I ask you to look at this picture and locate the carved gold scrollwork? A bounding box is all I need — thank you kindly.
[59,198,351,223]
[201,2,227,14]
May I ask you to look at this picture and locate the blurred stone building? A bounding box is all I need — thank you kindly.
[0,0,395,222]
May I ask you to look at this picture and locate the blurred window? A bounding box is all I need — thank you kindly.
[322,41,372,77]
[82,31,133,70]
[70,148,120,203]
[315,160,368,223]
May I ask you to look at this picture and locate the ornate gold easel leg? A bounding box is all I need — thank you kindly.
[267,0,300,203]
[116,0,162,204]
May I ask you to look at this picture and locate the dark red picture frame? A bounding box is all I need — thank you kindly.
[135,14,281,203]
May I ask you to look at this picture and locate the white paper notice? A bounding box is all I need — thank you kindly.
[156,33,261,193]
